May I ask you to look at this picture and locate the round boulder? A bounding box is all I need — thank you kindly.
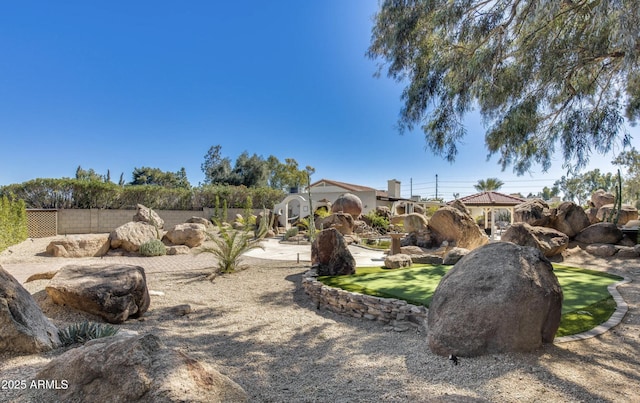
[596,204,639,226]
[404,213,429,233]
[501,223,569,257]
[513,199,551,226]
[428,206,489,250]
[550,201,590,238]
[590,189,615,210]
[574,222,623,245]
[331,193,363,218]
[427,242,563,357]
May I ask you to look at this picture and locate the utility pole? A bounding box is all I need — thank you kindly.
[410,177,413,198]
[435,174,438,200]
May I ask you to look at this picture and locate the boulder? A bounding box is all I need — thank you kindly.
[590,189,615,210]
[46,264,150,324]
[110,221,159,252]
[501,223,569,257]
[429,206,489,250]
[311,228,356,276]
[513,199,552,226]
[617,246,639,258]
[427,242,563,357]
[186,216,212,227]
[46,235,110,257]
[624,219,640,228]
[412,254,444,265]
[0,266,60,354]
[331,193,363,218]
[596,204,639,226]
[448,199,471,215]
[33,333,248,403]
[319,212,355,235]
[550,201,590,238]
[133,204,164,229]
[585,244,618,257]
[574,222,624,245]
[163,223,207,247]
[384,254,412,269]
[443,247,470,265]
[404,213,429,233]
[166,245,191,255]
[376,206,392,220]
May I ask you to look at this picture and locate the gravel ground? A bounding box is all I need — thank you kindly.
[1,236,640,402]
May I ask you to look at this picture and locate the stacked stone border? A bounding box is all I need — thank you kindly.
[302,270,632,343]
[302,270,427,331]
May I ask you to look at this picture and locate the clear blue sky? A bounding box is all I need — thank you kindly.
[0,1,635,200]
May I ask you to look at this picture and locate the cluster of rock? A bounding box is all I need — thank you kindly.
[1,264,248,400]
[46,204,209,258]
[506,196,639,258]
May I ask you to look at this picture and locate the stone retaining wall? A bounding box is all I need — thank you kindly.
[302,270,428,331]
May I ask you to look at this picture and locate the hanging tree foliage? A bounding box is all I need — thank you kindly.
[368,0,639,174]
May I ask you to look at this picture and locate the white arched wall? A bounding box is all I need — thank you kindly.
[273,195,308,228]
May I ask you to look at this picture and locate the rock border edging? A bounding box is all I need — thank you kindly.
[554,275,631,343]
[302,270,427,332]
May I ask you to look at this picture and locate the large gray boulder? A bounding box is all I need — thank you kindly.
[590,189,615,210]
[133,203,164,229]
[319,212,355,235]
[429,206,489,250]
[404,213,429,233]
[163,223,207,247]
[32,333,247,403]
[46,264,150,324]
[110,221,159,252]
[311,228,356,276]
[575,222,624,245]
[331,193,363,218]
[501,223,569,257]
[550,201,590,238]
[0,266,60,354]
[514,199,552,226]
[427,243,563,357]
[46,235,110,257]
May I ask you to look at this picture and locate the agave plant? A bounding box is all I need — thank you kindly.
[58,320,119,346]
[199,222,264,280]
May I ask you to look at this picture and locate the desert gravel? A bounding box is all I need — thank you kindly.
[1,236,640,402]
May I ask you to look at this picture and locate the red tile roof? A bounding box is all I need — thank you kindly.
[453,191,526,206]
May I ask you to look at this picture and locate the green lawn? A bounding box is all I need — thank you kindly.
[318,264,623,337]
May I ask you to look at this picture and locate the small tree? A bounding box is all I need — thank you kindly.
[198,224,264,280]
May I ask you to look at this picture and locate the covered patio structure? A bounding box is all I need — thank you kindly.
[453,191,526,240]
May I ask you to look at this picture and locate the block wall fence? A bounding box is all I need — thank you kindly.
[26,208,265,237]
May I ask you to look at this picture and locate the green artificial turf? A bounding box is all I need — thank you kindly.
[318,264,623,337]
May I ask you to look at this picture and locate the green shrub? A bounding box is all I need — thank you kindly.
[0,195,28,252]
[58,321,119,346]
[139,239,167,256]
[283,227,299,240]
[364,210,389,233]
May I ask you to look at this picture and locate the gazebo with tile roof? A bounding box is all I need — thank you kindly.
[451,191,527,240]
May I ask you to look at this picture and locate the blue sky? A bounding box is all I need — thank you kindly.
[0,1,635,200]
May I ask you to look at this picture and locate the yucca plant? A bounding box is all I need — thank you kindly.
[198,222,264,280]
[58,320,119,346]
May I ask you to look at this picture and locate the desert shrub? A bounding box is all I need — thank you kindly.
[0,195,28,252]
[58,321,119,346]
[364,210,389,233]
[139,239,167,256]
[284,227,299,240]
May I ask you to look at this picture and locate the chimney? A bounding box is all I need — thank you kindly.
[387,179,401,198]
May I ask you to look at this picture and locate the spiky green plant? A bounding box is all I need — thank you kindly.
[139,239,167,256]
[198,223,264,280]
[58,321,119,346]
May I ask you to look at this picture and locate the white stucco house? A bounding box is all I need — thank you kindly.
[273,179,410,228]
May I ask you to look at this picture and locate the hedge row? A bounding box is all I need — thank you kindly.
[0,179,286,210]
[0,195,28,252]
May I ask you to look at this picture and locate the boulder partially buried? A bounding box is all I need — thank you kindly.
[163,223,207,247]
[32,333,248,403]
[311,228,356,276]
[110,221,159,252]
[46,264,150,324]
[501,223,569,257]
[46,235,110,257]
[575,222,624,245]
[0,266,60,354]
[427,243,562,357]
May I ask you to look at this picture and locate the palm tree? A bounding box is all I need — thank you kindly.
[198,223,264,280]
[474,178,504,192]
